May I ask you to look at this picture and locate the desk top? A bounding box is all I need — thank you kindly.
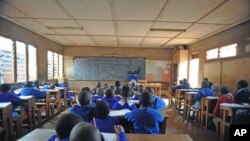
[0,102,11,108]
[177,89,199,92]
[20,96,33,100]
[205,96,219,100]
[18,129,54,141]
[185,92,197,95]
[220,103,250,109]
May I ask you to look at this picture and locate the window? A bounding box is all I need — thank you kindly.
[219,43,237,58]
[16,41,27,82]
[206,48,218,60]
[28,45,37,81]
[47,51,54,80]
[0,37,14,83]
[53,52,59,79]
[59,54,63,78]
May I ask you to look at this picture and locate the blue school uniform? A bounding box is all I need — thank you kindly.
[91,116,119,133]
[19,87,46,99]
[100,97,119,109]
[117,132,127,141]
[92,95,103,103]
[0,92,20,104]
[70,104,95,122]
[48,135,69,141]
[112,100,137,111]
[193,88,213,108]
[152,95,166,111]
[125,107,164,134]
[58,82,68,88]
[235,88,250,103]
[134,94,141,100]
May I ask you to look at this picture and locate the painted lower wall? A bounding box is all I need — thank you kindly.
[188,19,250,92]
[0,17,63,81]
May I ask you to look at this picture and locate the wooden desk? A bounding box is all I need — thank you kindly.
[0,102,14,141]
[144,83,162,97]
[183,92,197,118]
[127,134,193,141]
[201,96,218,129]
[219,103,250,141]
[18,128,54,141]
[44,89,62,114]
[175,89,199,112]
[19,96,36,130]
[55,87,68,108]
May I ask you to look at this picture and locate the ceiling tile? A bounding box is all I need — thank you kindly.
[159,0,224,22]
[141,38,170,47]
[118,37,143,46]
[77,20,115,35]
[200,0,250,24]
[12,18,54,34]
[59,0,112,20]
[178,23,226,38]
[165,38,196,47]
[115,0,167,20]
[51,29,86,35]
[117,21,153,36]
[147,31,180,38]
[91,36,117,46]
[47,35,73,45]
[0,2,28,17]
[64,36,95,46]
[152,22,192,29]
[36,19,78,27]
[6,0,70,18]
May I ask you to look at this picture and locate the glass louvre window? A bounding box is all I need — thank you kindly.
[206,48,218,60]
[219,43,237,58]
[28,45,37,81]
[0,36,14,83]
[59,54,63,78]
[16,41,27,82]
[47,51,54,79]
[53,52,59,79]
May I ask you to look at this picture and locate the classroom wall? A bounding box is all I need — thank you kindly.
[64,47,173,90]
[188,19,250,92]
[0,17,64,81]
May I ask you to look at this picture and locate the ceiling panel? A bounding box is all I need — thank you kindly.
[91,36,117,46]
[200,0,250,24]
[165,38,197,47]
[59,0,112,20]
[118,37,143,46]
[64,36,95,45]
[6,0,70,18]
[0,2,27,17]
[152,22,192,29]
[36,19,78,27]
[141,37,170,47]
[178,23,226,38]
[77,20,115,35]
[117,21,153,36]
[12,18,54,34]
[115,0,166,20]
[147,31,180,38]
[47,35,73,45]
[159,0,224,22]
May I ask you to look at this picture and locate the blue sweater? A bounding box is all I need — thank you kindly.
[125,107,164,134]
[48,135,69,141]
[235,88,250,103]
[0,92,20,104]
[152,95,166,111]
[100,97,119,109]
[193,88,213,108]
[112,100,137,111]
[70,104,95,122]
[91,116,119,133]
[19,87,46,99]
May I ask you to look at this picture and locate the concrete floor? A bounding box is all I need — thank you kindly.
[42,100,220,141]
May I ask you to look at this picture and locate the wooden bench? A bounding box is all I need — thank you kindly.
[35,92,50,126]
[0,102,14,141]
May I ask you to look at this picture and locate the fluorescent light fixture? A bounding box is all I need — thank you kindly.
[150,28,186,32]
[47,26,84,30]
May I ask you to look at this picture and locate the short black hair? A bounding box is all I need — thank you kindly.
[78,91,92,106]
[201,80,209,88]
[82,87,91,92]
[96,88,104,96]
[96,81,102,88]
[140,91,153,107]
[105,89,114,98]
[138,85,145,93]
[220,86,229,94]
[146,87,155,94]
[183,78,187,83]
[25,81,33,87]
[55,113,82,139]
[237,80,248,89]
[115,81,121,87]
[203,77,209,81]
[122,86,131,98]
[0,84,11,93]
[179,80,183,84]
[69,122,102,141]
[95,101,109,119]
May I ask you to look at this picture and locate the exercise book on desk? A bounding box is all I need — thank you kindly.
[102,133,116,141]
[109,109,131,117]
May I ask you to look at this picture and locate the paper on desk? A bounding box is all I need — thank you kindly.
[220,103,246,108]
[20,96,33,100]
[101,133,116,141]
[205,96,219,99]
[109,109,131,117]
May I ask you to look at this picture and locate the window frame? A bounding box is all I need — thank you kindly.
[47,50,64,80]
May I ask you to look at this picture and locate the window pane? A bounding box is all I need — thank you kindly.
[219,43,237,58]
[59,54,63,78]
[0,36,14,83]
[48,51,53,79]
[16,41,27,82]
[206,48,218,60]
[54,53,59,79]
[28,45,37,81]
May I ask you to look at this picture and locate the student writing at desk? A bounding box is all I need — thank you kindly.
[19,81,46,99]
[234,80,250,104]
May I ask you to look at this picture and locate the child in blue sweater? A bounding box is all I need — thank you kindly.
[234,80,250,103]
[146,87,166,111]
[48,113,82,141]
[112,86,137,111]
[91,100,119,133]
[70,91,95,122]
[193,80,213,108]
[125,91,164,134]
[101,89,118,109]
[19,81,46,99]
